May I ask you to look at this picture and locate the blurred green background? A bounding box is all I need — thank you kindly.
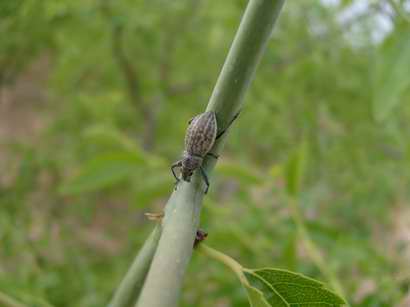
[1,0,410,306]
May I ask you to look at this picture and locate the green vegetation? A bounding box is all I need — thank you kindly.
[1,0,410,306]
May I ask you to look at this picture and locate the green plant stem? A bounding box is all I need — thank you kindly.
[198,244,247,285]
[108,225,162,307]
[136,1,285,307]
[0,291,27,307]
[288,197,348,303]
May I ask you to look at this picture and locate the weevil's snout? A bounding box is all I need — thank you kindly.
[181,168,193,182]
[181,155,202,182]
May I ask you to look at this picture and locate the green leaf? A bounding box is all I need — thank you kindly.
[373,26,410,122]
[243,283,272,307]
[284,141,308,197]
[244,268,346,307]
[60,151,146,194]
[200,245,346,307]
[245,272,288,307]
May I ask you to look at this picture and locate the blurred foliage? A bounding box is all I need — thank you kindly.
[1,0,410,306]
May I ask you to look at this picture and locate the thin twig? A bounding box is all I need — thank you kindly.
[198,244,248,286]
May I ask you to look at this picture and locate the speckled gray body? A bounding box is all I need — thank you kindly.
[185,111,217,158]
[180,111,217,182]
[171,111,217,193]
[171,110,239,193]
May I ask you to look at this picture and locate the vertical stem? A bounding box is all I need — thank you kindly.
[108,226,162,307]
[136,1,285,307]
[136,182,204,307]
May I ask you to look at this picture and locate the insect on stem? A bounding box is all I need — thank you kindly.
[171,110,240,193]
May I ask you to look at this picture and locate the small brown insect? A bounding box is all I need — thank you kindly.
[171,110,239,193]
[194,229,208,248]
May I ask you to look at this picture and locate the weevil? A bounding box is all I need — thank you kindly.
[171,110,239,193]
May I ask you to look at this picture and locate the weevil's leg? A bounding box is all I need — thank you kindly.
[171,161,182,181]
[206,152,219,160]
[216,110,241,140]
[199,166,210,194]
[171,161,182,190]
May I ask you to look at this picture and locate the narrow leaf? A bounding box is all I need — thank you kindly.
[284,141,308,197]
